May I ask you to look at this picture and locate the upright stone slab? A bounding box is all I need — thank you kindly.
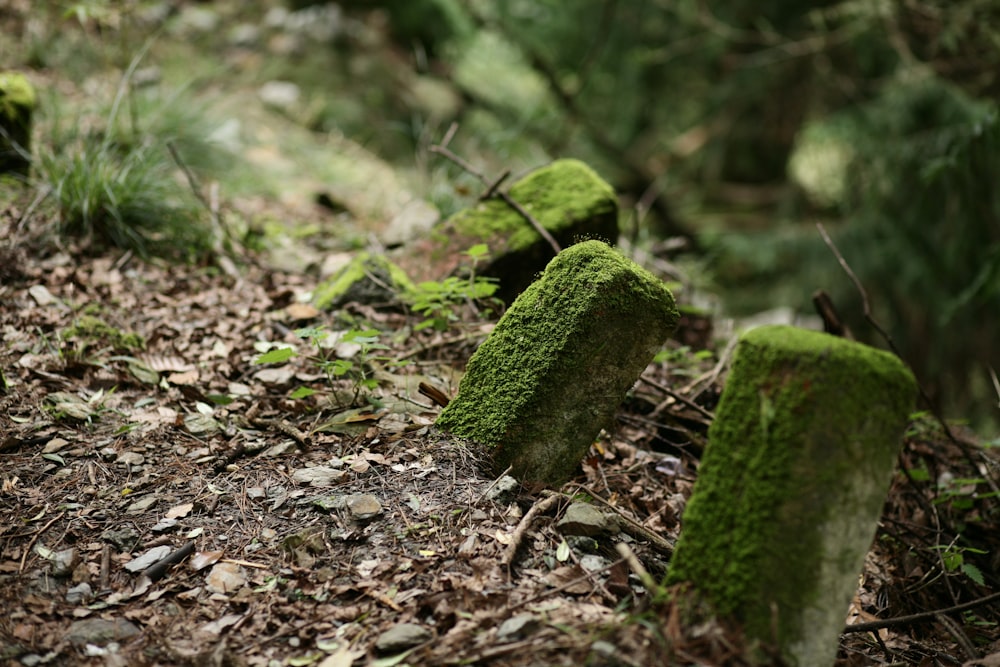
[666,325,916,666]
[395,159,619,302]
[436,240,679,486]
[0,72,36,177]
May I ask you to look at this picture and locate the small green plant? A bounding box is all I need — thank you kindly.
[253,327,400,408]
[930,541,987,586]
[34,48,217,260]
[407,244,500,331]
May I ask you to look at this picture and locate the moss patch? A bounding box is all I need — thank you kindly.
[0,71,36,176]
[395,159,619,303]
[436,240,678,485]
[63,315,146,352]
[313,252,415,310]
[666,325,916,665]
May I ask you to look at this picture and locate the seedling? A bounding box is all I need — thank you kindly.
[407,244,501,331]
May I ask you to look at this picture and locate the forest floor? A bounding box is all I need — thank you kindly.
[3,2,1000,665]
[2,208,1000,666]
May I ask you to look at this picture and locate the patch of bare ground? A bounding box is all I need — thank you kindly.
[1,205,999,666]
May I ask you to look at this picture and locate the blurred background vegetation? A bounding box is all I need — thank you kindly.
[2,0,998,434]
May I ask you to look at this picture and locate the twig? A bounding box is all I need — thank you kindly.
[640,375,715,421]
[815,223,983,476]
[507,557,625,611]
[477,466,514,503]
[430,127,561,255]
[19,511,66,573]
[841,590,1000,634]
[501,492,564,573]
[418,381,451,408]
[935,612,979,661]
[571,484,675,557]
[141,540,196,582]
[615,542,659,595]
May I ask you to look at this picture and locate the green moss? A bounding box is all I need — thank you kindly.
[436,240,678,484]
[313,252,414,310]
[64,315,146,352]
[444,158,616,251]
[0,72,36,176]
[666,325,915,659]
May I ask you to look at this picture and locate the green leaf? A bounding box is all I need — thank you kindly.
[962,562,985,586]
[253,347,296,365]
[465,243,490,260]
[290,386,317,399]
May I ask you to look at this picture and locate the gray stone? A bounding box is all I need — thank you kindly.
[346,494,382,521]
[557,502,615,537]
[66,617,140,646]
[496,613,539,642]
[66,582,93,605]
[375,623,432,654]
[666,325,916,666]
[436,240,679,485]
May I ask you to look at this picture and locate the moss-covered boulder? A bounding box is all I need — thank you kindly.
[435,240,678,486]
[314,252,415,310]
[666,325,916,666]
[0,72,36,177]
[394,159,618,303]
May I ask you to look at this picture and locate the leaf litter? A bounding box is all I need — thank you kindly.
[1,228,999,665]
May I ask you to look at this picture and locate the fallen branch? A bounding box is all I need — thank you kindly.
[501,492,564,574]
[430,124,561,256]
[841,590,1000,634]
[572,483,675,558]
[141,540,196,582]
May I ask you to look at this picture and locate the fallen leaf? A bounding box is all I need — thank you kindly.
[205,562,246,594]
[165,503,194,519]
[190,550,224,571]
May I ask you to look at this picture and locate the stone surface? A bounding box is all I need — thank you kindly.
[395,159,619,303]
[375,622,432,653]
[496,613,540,642]
[557,502,616,537]
[313,251,414,310]
[346,493,382,521]
[666,324,916,667]
[0,71,36,177]
[66,617,141,646]
[436,240,679,485]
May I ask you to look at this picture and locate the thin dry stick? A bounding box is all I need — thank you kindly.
[572,483,675,557]
[640,375,715,421]
[430,124,561,255]
[841,590,1000,634]
[615,542,659,595]
[501,492,563,573]
[815,223,983,471]
[19,511,66,573]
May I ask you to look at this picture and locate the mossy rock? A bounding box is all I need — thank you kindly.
[313,252,415,310]
[666,325,916,666]
[436,240,678,486]
[395,159,618,303]
[0,72,37,177]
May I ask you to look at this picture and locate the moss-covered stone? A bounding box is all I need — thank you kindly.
[666,325,916,666]
[314,252,415,310]
[0,72,36,177]
[435,240,678,486]
[394,159,618,303]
